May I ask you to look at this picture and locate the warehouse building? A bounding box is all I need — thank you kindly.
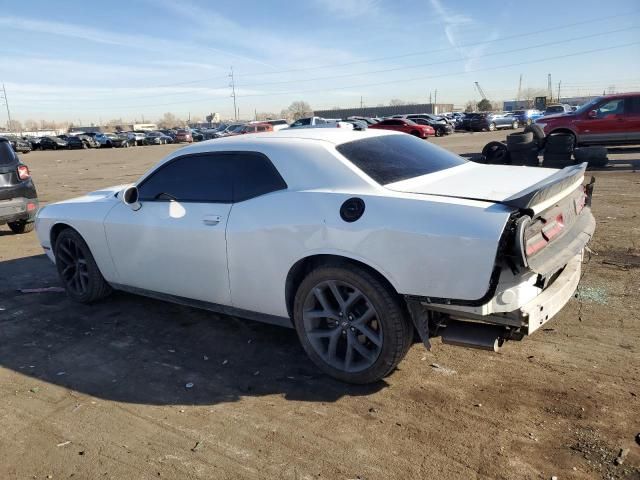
[314,103,454,119]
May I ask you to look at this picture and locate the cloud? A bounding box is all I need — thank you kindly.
[429,0,497,72]
[315,0,382,19]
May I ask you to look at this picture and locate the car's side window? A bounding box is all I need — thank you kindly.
[626,96,640,115]
[596,99,624,118]
[232,152,287,202]
[137,154,234,203]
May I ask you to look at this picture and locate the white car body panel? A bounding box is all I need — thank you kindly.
[36,129,593,337]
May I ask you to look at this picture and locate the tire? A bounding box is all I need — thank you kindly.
[293,264,413,384]
[54,228,112,303]
[488,122,496,131]
[482,141,510,165]
[545,133,575,154]
[574,147,608,168]
[524,124,546,149]
[8,220,35,234]
[542,152,572,169]
[512,121,519,129]
[435,128,442,137]
[510,148,539,167]
[507,132,534,145]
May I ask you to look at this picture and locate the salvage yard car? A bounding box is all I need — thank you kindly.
[535,92,640,147]
[35,129,595,384]
[0,138,38,233]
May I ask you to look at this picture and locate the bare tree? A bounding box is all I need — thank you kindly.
[522,88,546,108]
[255,112,278,121]
[7,119,23,131]
[157,112,182,128]
[477,99,492,111]
[389,99,406,106]
[24,119,39,131]
[284,101,313,121]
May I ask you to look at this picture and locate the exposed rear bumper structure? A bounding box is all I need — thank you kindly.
[0,197,39,224]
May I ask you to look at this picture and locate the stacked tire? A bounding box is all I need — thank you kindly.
[574,146,609,168]
[524,124,546,149]
[542,133,574,168]
[506,132,539,166]
[481,141,510,165]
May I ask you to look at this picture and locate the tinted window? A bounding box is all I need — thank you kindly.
[626,96,640,114]
[597,99,624,117]
[138,154,233,203]
[233,152,287,202]
[292,118,311,127]
[336,135,467,185]
[0,140,17,166]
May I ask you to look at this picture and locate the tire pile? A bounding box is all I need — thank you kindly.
[479,123,609,169]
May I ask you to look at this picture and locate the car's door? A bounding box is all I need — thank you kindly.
[623,95,640,142]
[103,153,234,305]
[578,97,626,144]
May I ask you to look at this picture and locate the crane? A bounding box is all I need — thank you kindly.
[474,82,488,100]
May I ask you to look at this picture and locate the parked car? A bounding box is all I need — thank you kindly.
[4,135,32,153]
[35,129,595,383]
[28,137,42,150]
[543,104,573,116]
[461,112,482,130]
[369,118,435,138]
[236,123,274,135]
[129,131,148,146]
[0,138,38,234]
[512,109,543,126]
[469,113,519,131]
[38,136,68,150]
[145,131,173,145]
[110,134,133,148]
[77,134,99,149]
[190,129,204,142]
[214,124,245,138]
[66,136,86,149]
[159,129,177,141]
[406,115,454,136]
[347,116,379,125]
[342,119,368,131]
[174,129,193,143]
[289,117,353,129]
[535,92,640,147]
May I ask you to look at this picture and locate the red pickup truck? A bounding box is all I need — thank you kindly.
[535,92,640,146]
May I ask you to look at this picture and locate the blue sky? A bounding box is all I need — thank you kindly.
[1,0,639,123]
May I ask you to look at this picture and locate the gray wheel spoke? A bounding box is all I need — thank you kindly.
[61,264,74,277]
[356,324,382,347]
[313,287,333,313]
[343,290,363,312]
[306,309,337,320]
[351,335,376,363]
[326,328,342,361]
[353,306,376,325]
[344,333,354,371]
[327,281,346,310]
[308,327,337,339]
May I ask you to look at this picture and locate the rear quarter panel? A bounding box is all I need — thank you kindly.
[226,190,511,318]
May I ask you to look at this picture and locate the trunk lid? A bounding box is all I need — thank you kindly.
[386,162,587,212]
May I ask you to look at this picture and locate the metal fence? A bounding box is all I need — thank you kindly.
[314,103,454,119]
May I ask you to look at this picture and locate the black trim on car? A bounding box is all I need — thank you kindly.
[110,283,293,328]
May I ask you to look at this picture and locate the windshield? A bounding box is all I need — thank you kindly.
[336,135,467,185]
[574,97,602,114]
[291,118,311,127]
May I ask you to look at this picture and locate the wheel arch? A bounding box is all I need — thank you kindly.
[50,221,76,249]
[284,253,402,320]
[548,127,577,139]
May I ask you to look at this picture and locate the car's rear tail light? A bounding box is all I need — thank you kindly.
[27,202,37,212]
[17,165,30,180]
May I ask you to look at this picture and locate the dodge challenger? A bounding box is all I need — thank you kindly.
[35,129,595,383]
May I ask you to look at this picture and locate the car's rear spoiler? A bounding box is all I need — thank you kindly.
[501,162,589,210]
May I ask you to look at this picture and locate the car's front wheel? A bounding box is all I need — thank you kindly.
[489,122,496,131]
[293,264,413,384]
[54,228,112,303]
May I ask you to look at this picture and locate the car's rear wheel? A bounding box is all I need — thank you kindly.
[8,220,35,234]
[512,121,519,129]
[54,228,112,303]
[293,264,413,384]
[489,122,496,131]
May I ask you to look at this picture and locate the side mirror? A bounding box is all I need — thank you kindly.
[122,185,141,211]
[588,110,598,119]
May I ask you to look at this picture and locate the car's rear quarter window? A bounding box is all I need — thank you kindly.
[336,135,467,185]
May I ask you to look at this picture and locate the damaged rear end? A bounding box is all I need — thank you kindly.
[409,163,596,351]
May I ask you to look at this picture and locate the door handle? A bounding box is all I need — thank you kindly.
[202,215,222,226]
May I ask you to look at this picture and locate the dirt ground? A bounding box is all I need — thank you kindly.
[1,132,639,480]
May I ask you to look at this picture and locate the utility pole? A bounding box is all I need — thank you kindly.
[360,96,363,109]
[557,81,561,103]
[516,74,523,104]
[434,89,437,106]
[429,91,432,104]
[2,83,13,132]
[547,73,553,102]
[229,66,238,121]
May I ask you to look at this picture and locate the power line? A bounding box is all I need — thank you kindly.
[20,41,638,111]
